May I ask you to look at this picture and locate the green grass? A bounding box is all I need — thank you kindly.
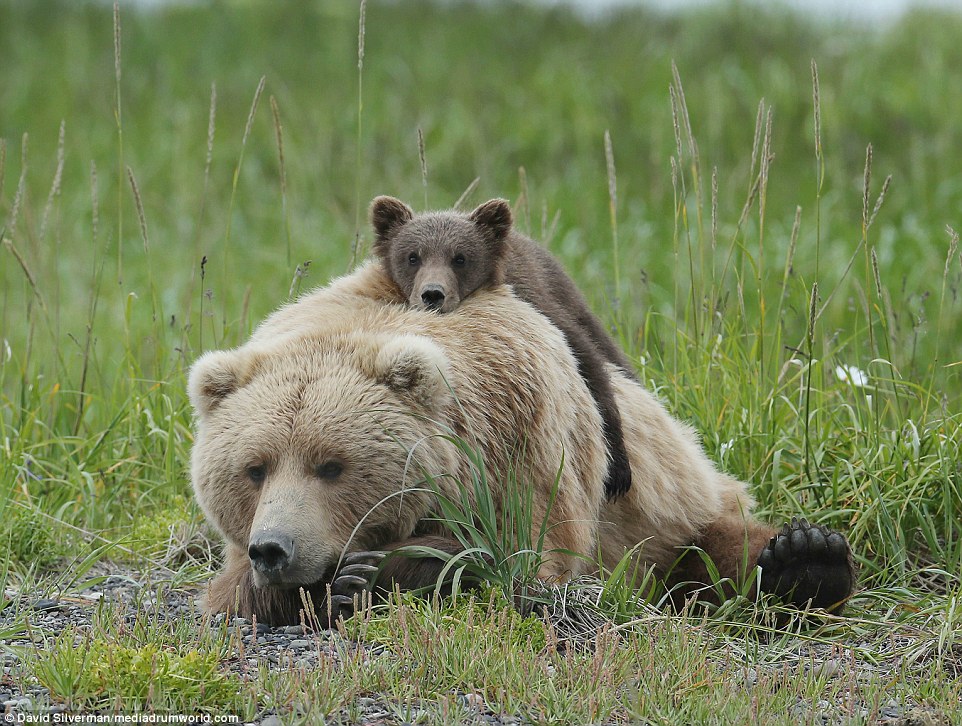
[2,0,962,721]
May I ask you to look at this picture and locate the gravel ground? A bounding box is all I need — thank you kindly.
[0,566,546,725]
[0,566,956,725]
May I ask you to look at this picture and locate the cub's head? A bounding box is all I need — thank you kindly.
[188,333,454,590]
[370,196,513,313]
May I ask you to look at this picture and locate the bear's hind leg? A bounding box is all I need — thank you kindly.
[671,516,856,613]
[668,518,775,605]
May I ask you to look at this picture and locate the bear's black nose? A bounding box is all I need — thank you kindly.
[248,531,294,574]
[421,285,446,310]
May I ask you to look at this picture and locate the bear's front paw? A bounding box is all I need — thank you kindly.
[757,517,856,613]
[328,551,386,623]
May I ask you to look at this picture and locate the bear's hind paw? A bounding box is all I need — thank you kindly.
[757,517,856,613]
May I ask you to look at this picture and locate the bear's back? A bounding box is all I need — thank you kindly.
[247,263,607,538]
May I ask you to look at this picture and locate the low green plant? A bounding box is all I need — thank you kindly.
[122,494,206,563]
[1,503,64,572]
[31,612,237,714]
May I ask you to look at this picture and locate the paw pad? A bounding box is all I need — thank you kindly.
[757,518,855,613]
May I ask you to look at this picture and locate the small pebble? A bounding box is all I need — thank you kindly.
[289,639,311,649]
[461,693,485,708]
[260,716,283,726]
[880,705,904,719]
[813,659,840,679]
[32,598,60,612]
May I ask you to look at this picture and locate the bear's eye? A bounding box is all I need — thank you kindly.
[408,252,420,266]
[315,461,344,480]
[452,253,466,267]
[246,464,267,486]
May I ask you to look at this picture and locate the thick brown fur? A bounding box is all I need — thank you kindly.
[370,195,635,500]
[189,263,857,625]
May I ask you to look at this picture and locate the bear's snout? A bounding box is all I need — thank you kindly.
[248,530,295,577]
[420,284,446,311]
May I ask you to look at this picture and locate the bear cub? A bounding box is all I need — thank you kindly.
[371,195,635,500]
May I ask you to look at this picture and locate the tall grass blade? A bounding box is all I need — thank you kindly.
[812,59,824,283]
[351,0,367,268]
[0,138,6,202]
[417,127,428,209]
[604,130,620,306]
[224,75,266,302]
[39,120,65,244]
[453,177,480,210]
[270,95,291,270]
[113,1,124,283]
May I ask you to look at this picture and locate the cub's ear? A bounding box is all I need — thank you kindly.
[371,334,451,412]
[370,196,415,257]
[469,199,513,242]
[188,348,261,417]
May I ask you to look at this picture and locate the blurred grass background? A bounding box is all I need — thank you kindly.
[1,0,961,584]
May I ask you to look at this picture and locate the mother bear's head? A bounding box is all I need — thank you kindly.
[188,331,457,589]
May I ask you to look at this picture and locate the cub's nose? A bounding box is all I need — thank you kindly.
[420,285,446,310]
[248,531,294,574]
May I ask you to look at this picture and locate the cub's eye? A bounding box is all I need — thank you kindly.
[246,464,267,486]
[452,253,466,267]
[315,461,343,480]
[408,252,420,266]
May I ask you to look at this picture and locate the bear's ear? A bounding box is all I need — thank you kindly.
[469,198,513,242]
[370,196,415,257]
[188,348,260,417]
[371,335,451,412]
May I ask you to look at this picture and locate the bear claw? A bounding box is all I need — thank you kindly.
[327,551,386,623]
[757,518,856,613]
[337,563,380,578]
[328,594,355,609]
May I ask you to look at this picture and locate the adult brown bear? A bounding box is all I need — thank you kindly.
[188,262,856,625]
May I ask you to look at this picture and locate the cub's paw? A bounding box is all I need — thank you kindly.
[603,443,633,500]
[757,518,856,613]
[327,551,386,624]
